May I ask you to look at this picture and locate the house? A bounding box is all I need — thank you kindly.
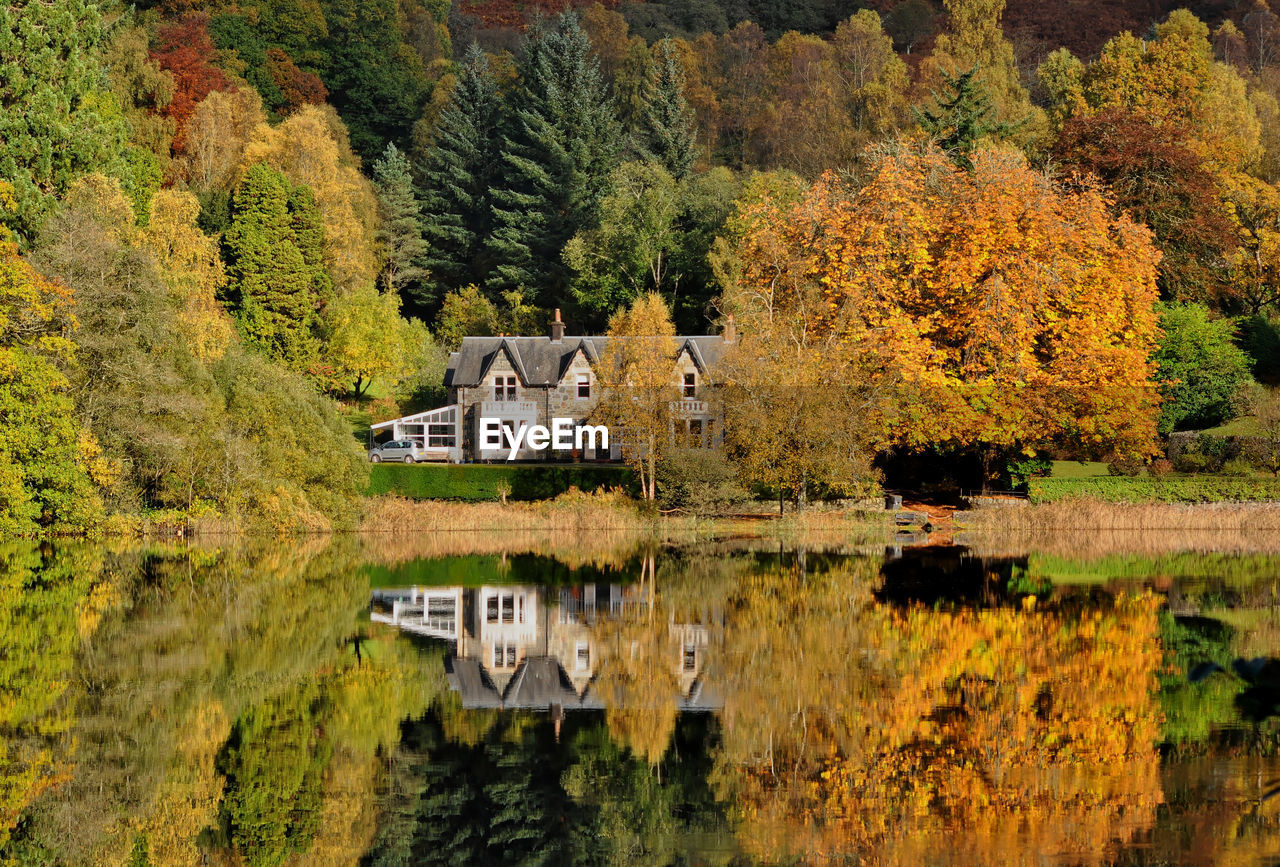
[370,310,735,462]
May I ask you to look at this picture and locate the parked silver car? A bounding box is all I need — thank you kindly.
[369,440,427,463]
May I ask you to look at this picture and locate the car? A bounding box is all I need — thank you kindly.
[369,440,428,464]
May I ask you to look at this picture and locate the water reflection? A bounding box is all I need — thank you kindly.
[2,538,1279,864]
[372,579,718,713]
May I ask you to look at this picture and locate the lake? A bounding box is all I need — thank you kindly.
[2,533,1279,864]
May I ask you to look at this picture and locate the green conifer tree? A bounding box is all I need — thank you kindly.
[638,40,697,179]
[488,13,623,306]
[224,164,331,369]
[416,43,501,305]
[914,66,1018,169]
[373,143,431,301]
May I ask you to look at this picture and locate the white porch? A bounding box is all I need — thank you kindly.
[370,404,463,463]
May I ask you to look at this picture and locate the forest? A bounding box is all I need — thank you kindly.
[5,0,1280,530]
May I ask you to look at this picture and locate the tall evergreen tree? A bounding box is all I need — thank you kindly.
[488,13,623,306]
[373,143,430,300]
[223,163,332,369]
[417,43,501,305]
[914,66,1018,169]
[638,39,697,179]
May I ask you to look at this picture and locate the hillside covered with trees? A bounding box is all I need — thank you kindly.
[5,0,1280,529]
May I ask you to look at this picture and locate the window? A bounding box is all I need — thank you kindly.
[683,644,697,672]
[501,593,514,624]
[507,644,518,667]
[492,643,518,668]
[577,373,590,399]
[576,641,590,671]
[493,644,503,667]
[493,375,517,401]
[683,372,696,397]
[486,595,499,624]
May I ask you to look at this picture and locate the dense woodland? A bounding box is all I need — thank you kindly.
[6,0,1280,530]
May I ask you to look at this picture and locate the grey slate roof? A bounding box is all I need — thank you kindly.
[444,335,731,388]
[444,655,723,711]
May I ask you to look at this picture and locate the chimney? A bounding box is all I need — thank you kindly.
[723,313,736,344]
[550,308,565,343]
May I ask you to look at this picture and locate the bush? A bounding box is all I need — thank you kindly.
[366,464,636,502]
[1028,475,1280,503]
[1154,303,1254,434]
[654,449,747,515]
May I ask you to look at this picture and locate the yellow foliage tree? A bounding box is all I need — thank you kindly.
[240,105,380,290]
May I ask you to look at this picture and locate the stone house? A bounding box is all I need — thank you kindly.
[372,310,734,462]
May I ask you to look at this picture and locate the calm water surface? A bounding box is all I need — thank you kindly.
[3,537,1280,864]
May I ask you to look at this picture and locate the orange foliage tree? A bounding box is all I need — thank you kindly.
[720,142,1163,468]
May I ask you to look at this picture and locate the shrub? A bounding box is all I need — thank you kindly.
[1028,475,1280,503]
[1154,303,1254,434]
[654,449,747,515]
[366,464,636,502]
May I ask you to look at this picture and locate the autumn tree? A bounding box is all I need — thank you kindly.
[223,164,332,369]
[373,143,430,298]
[720,144,1164,476]
[176,87,268,194]
[1052,109,1236,304]
[918,0,1041,143]
[1223,173,1280,314]
[592,293,679,501]
[327,282,427,397]
[0,204,103,533]
[151,14,231,155]
[240,104,381,290]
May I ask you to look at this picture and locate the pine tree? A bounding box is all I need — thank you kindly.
[639,40,697,179]
[487,13,623,306]
[223,163,331,369]
[373,143,430,300]
[914,66,1018,169]
[417,44,500,305]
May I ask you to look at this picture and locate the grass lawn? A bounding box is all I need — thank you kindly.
[1197,416,1262,437]
[1049,460,1111,479]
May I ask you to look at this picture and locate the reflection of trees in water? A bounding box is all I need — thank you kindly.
[2,538,443,865]
[712,556,1167,863]
[363,698,732,865]
[0,543,103,855]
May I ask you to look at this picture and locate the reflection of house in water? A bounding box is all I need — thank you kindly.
[370,584,720,711]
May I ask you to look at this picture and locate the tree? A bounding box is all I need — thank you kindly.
[915,66,1016,169]
[223,164,332,369]
[417,44,502,305]
[0,0,128,241]
[1223,173,1280,315]
[241,104,381,291]
[565,160,683,319]
[488,13,624,305]
[720,144,1164,474]
[142,189,235,362]
[433,284,499,351]
[319,0,433,160]
[151,14,231,155]
[918,0,1040,143]
[373,144,430,298]
[639,40,697,179]
[326,282,424,397]
[1053,109,1236,305]
[1246,384,1280,473]
[175,87,268,193]
[0,229,103,534]
[1153,303,1254,433]
[592,293,678,501]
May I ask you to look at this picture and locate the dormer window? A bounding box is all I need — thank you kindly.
[493,375,516,402]
[577,373,590,399]
[683,372,696,398]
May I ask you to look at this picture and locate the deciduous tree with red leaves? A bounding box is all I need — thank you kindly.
[150,14,229,154]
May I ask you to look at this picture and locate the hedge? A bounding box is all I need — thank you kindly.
[1028,475,1280,504]
[366,463,637,502]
